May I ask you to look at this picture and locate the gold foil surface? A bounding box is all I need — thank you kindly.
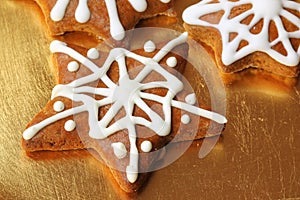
[0,0,300,199]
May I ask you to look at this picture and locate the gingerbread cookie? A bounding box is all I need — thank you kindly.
[34,0,175,40]
[22,33,227,192]
[183,0,300,77]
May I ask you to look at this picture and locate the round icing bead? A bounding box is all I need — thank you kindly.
[67,61,80,72]
[87,48,100,59]
[64,120,76,132]
[141,140,152,153]
[144,40,156,53]
[185,93,197,105]
[111,142,127,159]
[181,114,191,124]
[166,57,177,68]
[53,101,65,112]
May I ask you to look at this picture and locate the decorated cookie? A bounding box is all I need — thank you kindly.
[22,33,227,192]
[183,0,300,77]
[34,0,175,40]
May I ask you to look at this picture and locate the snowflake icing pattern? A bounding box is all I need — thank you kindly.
[23,32,227,183]
[183,0,300,66]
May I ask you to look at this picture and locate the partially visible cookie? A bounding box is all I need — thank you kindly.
[22,33,227,192]
[183,0,300,77]
[34,0,175,40]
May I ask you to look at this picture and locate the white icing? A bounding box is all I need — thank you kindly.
[166,56,177,68]
[111,142,127,159]
[144,40,156,53]
[185,93,196,105]
[53,101,65,112]
[50,0,172,40]
[160,0,171,3]
[67,61,80,72]
[141,140,152,152]
[182,0,300,67]
[104,0,126,41]
[128,0,147,12]
[23,33,227,183]
[50,0,70,22]
[75,0,90,23]
[64,120,76,132]
[87,48,100,60]
[181,114,190,124]
[126,165,138,183]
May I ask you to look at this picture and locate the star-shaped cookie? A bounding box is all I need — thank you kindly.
[183,0,300,77]
[22,33,227,192]
[34,0,175,40]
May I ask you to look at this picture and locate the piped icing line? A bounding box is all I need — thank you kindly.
[104,0,126,41]
[50,0,70,22]
[139,92,227,124]
[182,0,300,67]
[75,0,90,23]
[23,32,227,183]
[50,0,172,40]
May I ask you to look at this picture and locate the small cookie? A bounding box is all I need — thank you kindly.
[183,0,300,77]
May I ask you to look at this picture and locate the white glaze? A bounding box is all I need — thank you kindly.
[185,93,196,105]
[53,101,65,112]
[50,0,70,22]
[64,120,76,132]
[141,140,152,152]
[67,61,80,72]
[166,56,177,68]
[183,0,300,67]
[23,32,227,183]
[144,40,156,53]
[128,0,147,12]
[181,114,190,124]
[75,0,90,23]
[50,0,172,40]
[111,142,127,159]
[87,48,100,60]
[104,0,126,41]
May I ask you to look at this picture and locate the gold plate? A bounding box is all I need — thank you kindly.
[1,0,300,199]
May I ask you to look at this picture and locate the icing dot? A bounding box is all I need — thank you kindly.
[53,101,65,112]
[166,57,177,68]
[181,114,191,124]
[67,61,80,72]
[111,142,127,159]
[141,140,152,153]
[87,48,100,59]
[185,93,197,105]
[129,0,147,12]
[160,0,171,3]
[144,40,156,53]
[64,120,76,132]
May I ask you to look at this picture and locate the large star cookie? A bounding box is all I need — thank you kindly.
[22,33,227,192]
[183,0,300,77]
[34,0,175,40]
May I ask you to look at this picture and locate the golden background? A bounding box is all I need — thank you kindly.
[1,0,300,199]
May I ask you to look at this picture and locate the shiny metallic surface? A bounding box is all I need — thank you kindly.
[0,0,299,199]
